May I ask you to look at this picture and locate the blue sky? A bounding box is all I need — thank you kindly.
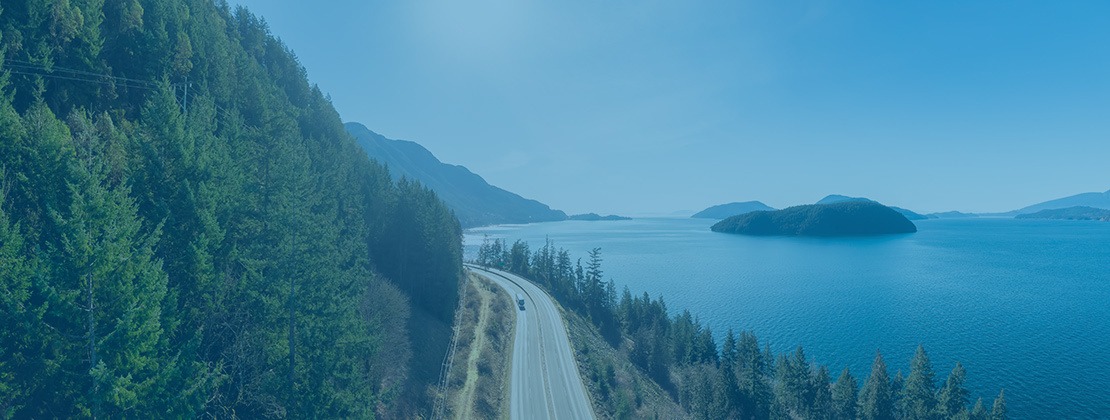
[232,0,1110,215]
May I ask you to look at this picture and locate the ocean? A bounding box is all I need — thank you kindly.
[465,217,1110,418]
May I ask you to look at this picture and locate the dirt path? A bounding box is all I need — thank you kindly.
[446,273,514,419]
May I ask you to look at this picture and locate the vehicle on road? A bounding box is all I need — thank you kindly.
[516,293,526,311]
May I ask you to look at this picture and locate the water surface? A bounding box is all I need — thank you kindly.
[465,218,1110,419]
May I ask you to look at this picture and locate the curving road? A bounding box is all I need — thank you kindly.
[465,264,595,420]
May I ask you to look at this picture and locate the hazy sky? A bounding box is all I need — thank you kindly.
[232,0,1109,215]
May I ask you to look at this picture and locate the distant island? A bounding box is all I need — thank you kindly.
[568,213,632,221]
[1015,206,1110,222]
[711,201,918,236]
[928,211,979,219]
[691,201,775,219]
[815,194,928,220]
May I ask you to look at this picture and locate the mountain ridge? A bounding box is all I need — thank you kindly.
[346,122,567,227]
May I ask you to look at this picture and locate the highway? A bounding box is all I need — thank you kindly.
[465,264,595,420]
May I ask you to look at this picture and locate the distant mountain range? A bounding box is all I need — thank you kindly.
[691,201,775,219]
[345,122,567,227]
[1011,189,1110,214]
[1015,206,1110,222]
[711,201,917,236]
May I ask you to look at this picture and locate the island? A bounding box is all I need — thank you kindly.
[711,201,918,236]
[815,194,927,221]
[568,213,633,221]
[1014,206,1110,222]
[691,201,775,219]
[927,211,979,219]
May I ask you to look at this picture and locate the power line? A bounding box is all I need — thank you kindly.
[1,58,160,87]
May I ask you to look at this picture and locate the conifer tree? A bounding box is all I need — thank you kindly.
[990,389,1007,420]
[831,368,858,420]
[858,351,895,420]
[936,362,969,419]
[900,345,938,420]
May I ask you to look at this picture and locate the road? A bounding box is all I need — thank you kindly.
[465,264,595,420]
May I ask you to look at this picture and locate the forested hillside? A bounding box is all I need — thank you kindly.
[0,0,461,417]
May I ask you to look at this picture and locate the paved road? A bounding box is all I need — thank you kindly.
[465,264,595,420]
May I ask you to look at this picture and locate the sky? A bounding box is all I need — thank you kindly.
[231,0,1110,215]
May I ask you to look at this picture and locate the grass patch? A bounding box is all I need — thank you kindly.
[444,273,515,419]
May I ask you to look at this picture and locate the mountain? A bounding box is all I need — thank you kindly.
[711,201,918,236]
[691,201,776,219]
[815,195,927,220]
[1012,189,1110,214]
[568,213,632,221]
[1015,206,1110,222]
[346,123,567,227]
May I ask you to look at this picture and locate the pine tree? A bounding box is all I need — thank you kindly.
[831,368,858,420]
[46,115,170,417]
[936,362,969,418]
[0,188,38,418]
[900,345,938,420]
[969,397,988,420]
[858,351,895,420]
[811,366,833,420]
[989,389,1007,420]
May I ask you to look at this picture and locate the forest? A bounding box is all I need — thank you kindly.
[0,0,461,418]
[475,238,1008,420]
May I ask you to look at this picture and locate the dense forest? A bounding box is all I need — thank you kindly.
[475,238,1007,419]
[0,0,461,418]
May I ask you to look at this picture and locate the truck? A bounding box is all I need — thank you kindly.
[516,293,526,311]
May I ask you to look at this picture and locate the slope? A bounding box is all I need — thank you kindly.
[346,122,567,227]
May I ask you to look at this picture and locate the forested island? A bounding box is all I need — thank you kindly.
[1015,206,1110,221]
[712,201,918,236]
[0,2,461,417]
[568,213,633,221]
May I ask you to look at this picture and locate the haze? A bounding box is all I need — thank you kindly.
[232,0,1110,215]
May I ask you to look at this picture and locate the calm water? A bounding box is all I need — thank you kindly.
[465,218,1110,419]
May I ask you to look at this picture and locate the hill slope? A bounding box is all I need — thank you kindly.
[815,194,927,220]
[346,122,566,227]
[712,201,918,236]
[1015,206,1110,221]
[1013,189,1110,214]
[691,201,775,219]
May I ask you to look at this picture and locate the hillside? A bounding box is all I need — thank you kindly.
[815,194,927,220]
[711,201,918,236]
[346,122,567,227]
[1013,189,1110,214]
[1015,206,1110,221]
[0,2,459,417]
[691,201,775,219]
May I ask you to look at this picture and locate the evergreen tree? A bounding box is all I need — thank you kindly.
[831,368,858,420]
[900,345,938,420]
[936,362,969,419]
[969,398,988,420]
[858,351,895,420]
[810,366,833,420]
[990,390,1006,420]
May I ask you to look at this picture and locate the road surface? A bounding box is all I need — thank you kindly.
[465,264,595,420]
